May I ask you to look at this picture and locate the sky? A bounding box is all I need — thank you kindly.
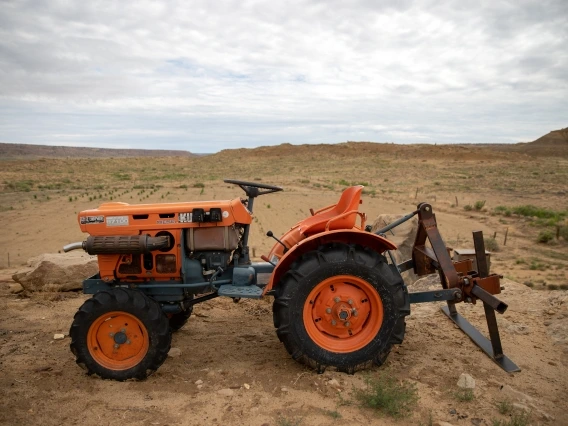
[0,0,566,153]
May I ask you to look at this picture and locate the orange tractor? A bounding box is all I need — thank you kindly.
[65,180,518,380]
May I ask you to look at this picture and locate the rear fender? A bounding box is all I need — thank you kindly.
[263,230,397,295]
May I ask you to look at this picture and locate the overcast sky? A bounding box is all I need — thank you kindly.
[0,0,566,153]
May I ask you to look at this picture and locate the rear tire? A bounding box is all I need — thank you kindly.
[273,243,409,373]
[69,288,171,381]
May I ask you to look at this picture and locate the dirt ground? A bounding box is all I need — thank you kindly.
[1,273,566,426]
[0,140,567,425]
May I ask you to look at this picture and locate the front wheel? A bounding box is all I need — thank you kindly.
[69,288,171,381]
[273,243,409,373]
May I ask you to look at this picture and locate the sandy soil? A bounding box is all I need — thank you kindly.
[1,272,566,426]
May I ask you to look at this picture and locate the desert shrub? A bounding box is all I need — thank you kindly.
[497,400,513,415]
[495,205,566,225]
[559,284,568,290]
[323,410,341,419]
[559,225,568,241]
[354,375,418,418]
[529,260,546,270]
[4,180,34,192]
[474,200,486,211]
[464,205,473,211]
[537,230,554,243]
[300,179,310,184]
[491,410,531,426]
[193,182,205,188]
[484,237,499,252]
[523,281,534,288]
[454,388,474,402]
[548,284,559,290]
[338,179,350,186]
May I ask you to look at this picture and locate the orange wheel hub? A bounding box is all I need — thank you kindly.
[87,311,149,370]
[302,275,383,353]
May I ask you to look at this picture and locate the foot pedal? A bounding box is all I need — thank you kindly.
[218,285,263,299]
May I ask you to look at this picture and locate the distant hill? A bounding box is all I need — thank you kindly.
[0,143,197,159]
[483,128,568,157]
[521,128,568,156]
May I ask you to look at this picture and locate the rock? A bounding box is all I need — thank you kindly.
[457,373,475,389]
[281,387,289,392]
[197,385,203,390]
[243,383,250,390]
[327,379,340,387]
[168,347,182,358]
[217,388,234,397]
[53,334,65,340]
[194,379,203,385]
[434,422,456,426]
[371,214,419,285]
[505,323,530,335]
[12,252,98,292]
[499,385,534,403]
[8,283,24,294]
[512,402,530,412]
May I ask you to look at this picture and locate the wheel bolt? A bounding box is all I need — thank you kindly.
[344,321,351,327]
[348,299,353,305]
[126,340,131,345]
[331,320,337,326]
[120,328,126,333]
[114,344,119,349]
[326,308,332,314]
[352,309,358,317]
[109,332,114,337]
[334,297,340,303]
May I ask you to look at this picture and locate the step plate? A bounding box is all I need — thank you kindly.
[218,285,263,299]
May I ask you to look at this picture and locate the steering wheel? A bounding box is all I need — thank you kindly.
[224,179,283,198]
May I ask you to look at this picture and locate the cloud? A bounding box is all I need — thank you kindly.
[0,0,566,152]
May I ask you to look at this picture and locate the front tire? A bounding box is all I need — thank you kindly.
[168,305,193,332]
[273,243,409,373]
[69,288,171,381]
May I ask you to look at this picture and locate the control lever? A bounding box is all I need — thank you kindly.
[266,230,288,254]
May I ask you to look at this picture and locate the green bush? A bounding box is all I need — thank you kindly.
[491,410,531,426]
[537,230,554,243]
[4,180,34,192]
[484,237,499,252]
[474,200,486,211]
[559,225,568,241]
[495,205,566,226]
[354,375,418,418]
[193,182,205,188]
[464,205,473,211]
[454,388,474,402]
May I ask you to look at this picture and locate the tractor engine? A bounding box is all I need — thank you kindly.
[67,198,252,285]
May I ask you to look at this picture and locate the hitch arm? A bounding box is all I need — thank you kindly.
[407,203,520,373]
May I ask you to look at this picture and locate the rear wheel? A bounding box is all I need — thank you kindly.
[273,243,409,373]
[69,288,171,381]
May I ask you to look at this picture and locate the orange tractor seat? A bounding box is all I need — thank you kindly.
[299,185,364,236]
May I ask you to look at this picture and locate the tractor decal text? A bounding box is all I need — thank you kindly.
[178,212,192,223]
[80,215,104,225]
[106,216,129,227]
[157,219,176,224]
